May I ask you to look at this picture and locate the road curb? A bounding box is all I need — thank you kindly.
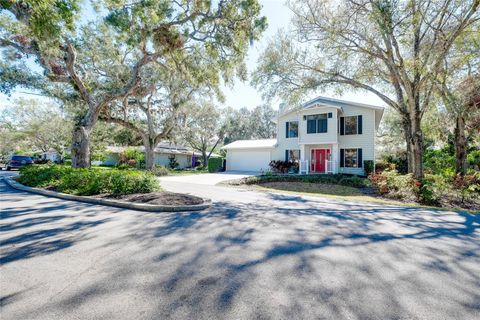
[3,177,211,212]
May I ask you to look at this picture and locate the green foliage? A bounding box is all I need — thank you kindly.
[467,150,480,171]
[1,0,80,46]
[168,155,179,169]
[368,170,480,206]
[232,174,367,188]
[363,160,374,176]
[452,173,480,204]
[118,148,145,168]
[151,166,169,177]
[423,148,455,175]
[207,157,223,173]
[222,105,276,145]
[18,165,160,195]
[269,160,297,174]
[381,153,408,174]
[368,170,419,201]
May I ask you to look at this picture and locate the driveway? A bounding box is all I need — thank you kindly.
[1,171,479,319]
[158,171,257,186]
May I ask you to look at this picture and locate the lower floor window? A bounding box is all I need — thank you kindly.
[286,149,300,162]
[344,148,358,167]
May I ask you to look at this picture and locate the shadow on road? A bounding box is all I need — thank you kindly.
[1,176,479,319]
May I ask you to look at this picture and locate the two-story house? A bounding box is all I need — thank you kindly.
[222,96,384,176]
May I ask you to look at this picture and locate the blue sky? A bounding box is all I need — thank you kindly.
[0,0,385,110]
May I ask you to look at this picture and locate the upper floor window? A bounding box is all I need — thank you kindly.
[286,121,298,138]
[306,114,328,134]
[340,115,363,135]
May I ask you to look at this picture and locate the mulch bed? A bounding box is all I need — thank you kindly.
[97,192,204,206]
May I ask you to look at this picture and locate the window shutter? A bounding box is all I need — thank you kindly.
[340,117,345,135]
[340,149,345,167]
[285,122,289,138]
[358,115,363,134]
[303,115,306,120]
[358,149,363,168]
[285,150,289,161]
[328,112,332,118]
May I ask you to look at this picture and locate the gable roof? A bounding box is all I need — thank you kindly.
[221,139,277,150]
[302,96,384,111]
[277,95,385,129]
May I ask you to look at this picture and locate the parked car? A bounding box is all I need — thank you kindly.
[4,155,34,170]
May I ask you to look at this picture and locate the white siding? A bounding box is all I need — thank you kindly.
[231,99,380,176]
[273,113,301,161]
[104,152,191,168]
[298,106,338,144]
[338,106,376,175]
[154,153,191,169]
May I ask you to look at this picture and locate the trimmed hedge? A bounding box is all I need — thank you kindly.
[18,165,160,196]
[230,174,367,188]
[208,157,223,173]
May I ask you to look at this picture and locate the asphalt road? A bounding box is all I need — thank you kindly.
[1,171,479,319]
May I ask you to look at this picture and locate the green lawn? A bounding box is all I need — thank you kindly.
[166,168,209,175]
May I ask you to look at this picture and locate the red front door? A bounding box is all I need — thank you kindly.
[311,149,330,173]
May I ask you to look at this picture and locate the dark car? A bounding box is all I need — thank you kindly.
[5,155,34,170]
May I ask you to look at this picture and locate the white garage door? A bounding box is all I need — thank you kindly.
[227,150,271,172]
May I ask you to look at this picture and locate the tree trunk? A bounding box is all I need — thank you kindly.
[71,125,92,168]
[403,120,413,174]
[410,114,424,179]
[454,115,467,175]
[402,114,424,179]
[202,150,208,167]
[144,139,156,170]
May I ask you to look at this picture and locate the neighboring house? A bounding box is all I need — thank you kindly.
[222,96,384,176]
[41,149,63,163]
[103,143,200,168]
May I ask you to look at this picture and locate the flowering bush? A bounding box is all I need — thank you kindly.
[369,169,480,208]
[269,160,298,174]
[452,174,480,203]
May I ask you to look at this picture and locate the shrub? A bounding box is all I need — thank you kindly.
[381,152,408,174]
[368,170,418,201]
[467,150,480,171]
[452,173,480,204]
[423,148,455,175]
[208,157,223,173]
[231,173,367,188]
[119,147,145,168]
[338,175,365,188]
[151,166,169,176]
[363,160,374,176]
[18,165,160,196]
[374,160,394,173]
[107,171,159,195]
[269,160,298,174]
[168,155,179,169]
[18,165,73,187]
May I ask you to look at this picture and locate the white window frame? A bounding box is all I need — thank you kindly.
[286,121,299,138]
[344,116,358,135]
[344,148,359,168]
